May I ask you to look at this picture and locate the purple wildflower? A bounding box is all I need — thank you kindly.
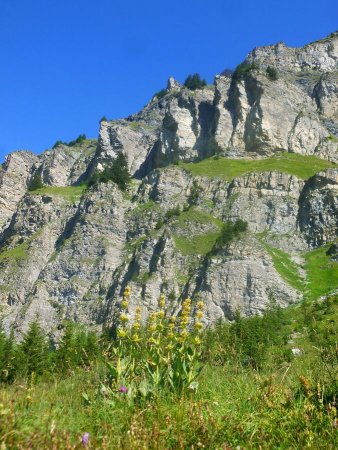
[82,432,89,447]
[119,386,128,394]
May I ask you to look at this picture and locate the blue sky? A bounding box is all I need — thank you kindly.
[0,0,337,162]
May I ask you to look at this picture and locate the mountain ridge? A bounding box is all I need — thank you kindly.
[0,31,337,337]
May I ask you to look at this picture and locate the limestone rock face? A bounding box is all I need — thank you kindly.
[194,237,297,322]
[246,32,338,73]
[313,73,338,120]
[154,87,216,167]
[95,120,158,178]
[37,140,97,186]
[0,151,38,232]
[214,73,337,161]
[0,32,337,336]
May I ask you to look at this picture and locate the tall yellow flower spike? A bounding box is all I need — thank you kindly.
[158,293,166,309]
[196,301,204,310]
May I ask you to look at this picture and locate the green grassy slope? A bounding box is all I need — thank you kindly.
[173,208,224,256]
[30,185,87,202]
[260,241,305,292]
[304,243,338,300]
[258,238,338,300]
[179,152,336,180]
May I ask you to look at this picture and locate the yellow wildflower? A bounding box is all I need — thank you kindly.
[159,294,166,309]
[180,317,189,326]
[120,313,129,323]
[121,300,129,310]
[149,312,157,321]
[124,286,131,297]
[194,321,203,330]
[180,329,189,338]
[194,336,202,345]
[196,301,204,310]
[117,328,127,338]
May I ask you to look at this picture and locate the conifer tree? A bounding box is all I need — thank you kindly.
[20,321,50,376]
[0,327,18,383]
[88,152,131,191]
[55,321,78,373]
[184,73,207,90]
[0,323,7,381]
[28,174,44,191]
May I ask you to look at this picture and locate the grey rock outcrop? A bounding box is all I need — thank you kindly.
[37,140,97,186]
[0,151,39,232]
[246,32,338,74]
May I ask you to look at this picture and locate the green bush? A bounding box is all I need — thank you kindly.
[28,174,44,191]
[52,134,86,148]
[88,152,131,191]
[164,205,181,221]
[188,180,201,207]
[184,73,207,90]
[266,66,278,81]
[153,89,167,100]
[214,219,248,249]
[67,134,86,147]
[52,140,65,149]
[233,62,258,81]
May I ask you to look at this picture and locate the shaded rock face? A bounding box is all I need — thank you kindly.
[298,169,338,246]
[0,32,337,336]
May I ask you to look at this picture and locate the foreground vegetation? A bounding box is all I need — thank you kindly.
[0,289,337,449]
[179,152,336,181]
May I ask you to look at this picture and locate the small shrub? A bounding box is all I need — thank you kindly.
[52,134,87,148]
[266,66,278,81]
[184,73,207,91]
[188,180,201,207]
[220,68,234,77]
[233,62,258,81]
[213,219,248,250]
[28,174,44,191]
[153,89,167,100]
[67,134,86,147]
[88,153,131,191]
[164,206,181,221]
[155,218,164,230]
[52,140,65,149]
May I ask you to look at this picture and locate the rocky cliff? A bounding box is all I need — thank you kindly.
[0,32,337,336]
